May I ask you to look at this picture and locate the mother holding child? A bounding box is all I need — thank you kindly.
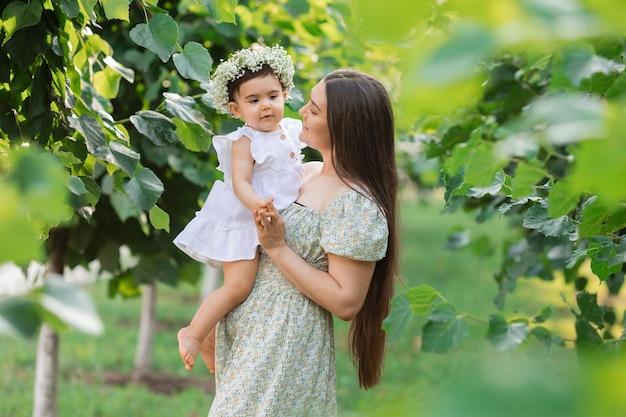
[175,44,399,416]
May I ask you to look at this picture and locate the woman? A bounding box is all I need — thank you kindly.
[205,69,399,416]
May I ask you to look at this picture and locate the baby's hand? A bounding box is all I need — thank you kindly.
[255,198,274,212]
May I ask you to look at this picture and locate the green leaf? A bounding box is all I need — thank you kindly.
[443,142,473,177]
[172,118,212,153]
[130,110,179,146]
[129,14,178,62]
[149,205,170,232]
[123,167,164,211]
[576,291,605,327]
[586,237,621,281]
[510,160,546,199]
[382,293,413,343]
[418,23,493,85]
[0,298,40,339]
[69,115,106,153]
[164,93,212,130]
[1,0,42,44]
[57,0,80,18]
[133,255,178,286]
[354,0,427,42]
[0,185,44,264]
[486,314,530,352]
[518,94,606,145]
[406,285,441,314]
[523,202,577,238]
[464,142,507,187]
[421,304,468,353]
[574,318,603,354]
[562,44,624,87]
[200,0,237,23]
[548,179,580,218]
[101,0,130,21]
[110,189,141,222]
[94,141,140,176]
[93,66,121,99]
[68,175,100,214]
[569,108,626,205]
[172,42,213,84]
[37,275,103,335]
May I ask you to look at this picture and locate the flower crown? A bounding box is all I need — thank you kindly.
[209,44,295,115]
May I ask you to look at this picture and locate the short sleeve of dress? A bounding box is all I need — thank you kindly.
[320,191,388,261]
[281,117,305,150]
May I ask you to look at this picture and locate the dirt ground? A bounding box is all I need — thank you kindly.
[104,371,215,395]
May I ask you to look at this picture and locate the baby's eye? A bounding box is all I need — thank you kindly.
[249,98,259,103]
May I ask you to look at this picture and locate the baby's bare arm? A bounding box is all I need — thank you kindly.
[231,136,267,211]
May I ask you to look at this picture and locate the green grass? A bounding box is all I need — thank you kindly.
[0,197,578,417]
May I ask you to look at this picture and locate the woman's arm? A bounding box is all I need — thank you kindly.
[254,202,375,320]
[231,136,266,211]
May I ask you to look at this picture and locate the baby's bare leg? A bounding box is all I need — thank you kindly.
[177,254,258,371]
[199,327,216,374]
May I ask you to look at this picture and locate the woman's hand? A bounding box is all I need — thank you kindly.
[253,199,287,253]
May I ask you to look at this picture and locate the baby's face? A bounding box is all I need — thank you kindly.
[228,74,287,133]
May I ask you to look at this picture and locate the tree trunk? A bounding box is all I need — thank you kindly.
[32,325,59,417]
[131,282,157,383]
[32,229,67,417]
[200,265,221,302]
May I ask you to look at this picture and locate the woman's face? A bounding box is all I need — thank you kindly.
[298,80,330,152]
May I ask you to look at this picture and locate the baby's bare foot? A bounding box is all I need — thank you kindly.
[199,328,216,374]
[177,327,200,371]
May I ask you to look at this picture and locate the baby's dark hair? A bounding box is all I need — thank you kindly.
[228,65,285,102]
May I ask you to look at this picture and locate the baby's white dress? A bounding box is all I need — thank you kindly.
[173,117,304,266]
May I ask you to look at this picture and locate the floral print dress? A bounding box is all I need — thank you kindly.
[208,189,389,417]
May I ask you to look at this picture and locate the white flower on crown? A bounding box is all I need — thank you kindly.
[209,44,295,115]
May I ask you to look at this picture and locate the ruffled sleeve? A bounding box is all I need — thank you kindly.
[213,126,267,174]
[320,191,388,261]
[281,117,305,150]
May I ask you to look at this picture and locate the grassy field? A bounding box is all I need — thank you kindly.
[0,196,580,417]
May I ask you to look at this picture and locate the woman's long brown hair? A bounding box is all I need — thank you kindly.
[324,69,399,389]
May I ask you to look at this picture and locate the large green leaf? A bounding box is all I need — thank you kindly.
[464,142,508,187]
[123,167,164,211]
[523,202,577,238]
[354,0,426,42]
[510,160,546,199]
[164,93,212,131]
[562,44,624,87]
[130,110,179,146]
[382,293,413,343]
[548,179,580,218]
[129,14,178,62]
[36,275,104,335]
[486,314,530,352]
[133,255,178,286]
[101,0,130,21]
[200,0,237,23]
[69,114,106,153]
[0,299,40,339]
[173,118,212,153]
[421,304,468,353]
[172,42,213,84]
[1,0,42,44]
[418,23,493,85]
[149,205,170,232]
[93,141,140,176]
[406,284,441,315]
[586,237,621,281]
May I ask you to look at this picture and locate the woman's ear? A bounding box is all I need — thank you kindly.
[228,102,241,118]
